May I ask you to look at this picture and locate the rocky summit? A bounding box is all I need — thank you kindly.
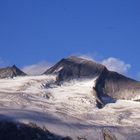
[0,65,27,79]
[44,56,105,81]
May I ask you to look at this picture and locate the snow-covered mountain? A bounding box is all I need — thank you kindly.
[0,56,140,140]
[44,56,140,107]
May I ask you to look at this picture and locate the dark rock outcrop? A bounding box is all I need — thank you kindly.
[44,56,140,105]
[94,67,140,107]
[95,68,140,102]
[103,129,117,140]
[44,56,105,82]
[0,121,72,140]
[0,65,27,79]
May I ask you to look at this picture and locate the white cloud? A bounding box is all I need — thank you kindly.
[101,57,131,74]
[79,55,95,61]
[22,61,51,75]
[77,52,100,61]
[78,55,131,74]
[22,55,131,75]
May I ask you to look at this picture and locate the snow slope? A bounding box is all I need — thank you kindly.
[0,75,140,139]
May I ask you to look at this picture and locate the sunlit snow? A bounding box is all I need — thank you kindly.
[0,75,139,139]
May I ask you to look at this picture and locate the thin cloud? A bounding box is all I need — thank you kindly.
[101,57,131,74]
[79,55,95,61]
[77,52,100,61]
[0,58,9,67]
[78,55,131,74]
[22,61,51,75]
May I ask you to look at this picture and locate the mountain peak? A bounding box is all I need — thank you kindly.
[12,64,17,68]
[44,56,106,82]
[0,65,27,79]
[44,56,140,106]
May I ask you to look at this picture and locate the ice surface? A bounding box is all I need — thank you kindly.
[0,75,139,139]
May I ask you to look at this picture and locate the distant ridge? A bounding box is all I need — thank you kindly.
[0,65,27,79]
[44,56,140,106]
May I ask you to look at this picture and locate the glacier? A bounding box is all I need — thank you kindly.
[0,75,139,139]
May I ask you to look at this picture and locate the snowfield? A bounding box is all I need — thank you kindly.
[0,75,140,139]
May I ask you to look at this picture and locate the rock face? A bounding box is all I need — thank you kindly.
[44,56,140,105]
[0,65,27,79]
[95,68,140,102]
[44,56,105,82]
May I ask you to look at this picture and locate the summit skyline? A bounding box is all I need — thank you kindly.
[0,0,140,79]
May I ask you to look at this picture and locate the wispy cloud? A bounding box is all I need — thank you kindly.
[79,55,95,61]
[0,58,9,67]
[101,57,131,74]
[78,54,131,74]
[22,61,51,75]
[76,52,101,61]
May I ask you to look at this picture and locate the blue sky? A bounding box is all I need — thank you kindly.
[0,0,140,78]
